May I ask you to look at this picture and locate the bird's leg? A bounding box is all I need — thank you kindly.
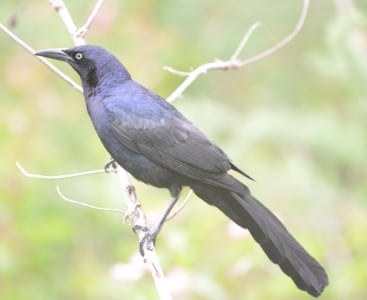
[137,185,182,256]
[104,157,117,173]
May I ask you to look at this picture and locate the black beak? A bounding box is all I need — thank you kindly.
[34,48,72,62]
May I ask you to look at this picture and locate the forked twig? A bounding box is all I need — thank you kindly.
[165,0,310,102]
[48,0,84,45]
[77,0,105,38]
[237,0,309,68]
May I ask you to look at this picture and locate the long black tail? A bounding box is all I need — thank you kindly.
[191,176,329,297]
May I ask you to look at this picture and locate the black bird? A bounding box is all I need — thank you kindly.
[35,45,328,297]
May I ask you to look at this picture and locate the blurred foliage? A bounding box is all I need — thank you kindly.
[1,0,367,299]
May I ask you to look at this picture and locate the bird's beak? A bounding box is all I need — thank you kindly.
[34,48,72,62]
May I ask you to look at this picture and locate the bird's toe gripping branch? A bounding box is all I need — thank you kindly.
[104,158,117,173]
[133,224,158,256]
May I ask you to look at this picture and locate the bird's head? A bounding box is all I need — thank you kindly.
[35,45,131,93]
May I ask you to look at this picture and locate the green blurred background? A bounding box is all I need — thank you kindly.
[1,0,367,299]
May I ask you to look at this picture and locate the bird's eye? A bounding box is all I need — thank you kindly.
[74,52,83,60]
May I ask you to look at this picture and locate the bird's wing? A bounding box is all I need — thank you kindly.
[104,89,233,185]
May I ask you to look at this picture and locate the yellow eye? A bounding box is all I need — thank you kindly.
[75,52,83,60]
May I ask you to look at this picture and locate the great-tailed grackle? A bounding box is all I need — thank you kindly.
[35,45,328,297]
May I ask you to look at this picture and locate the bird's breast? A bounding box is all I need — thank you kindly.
[85,97,186,188]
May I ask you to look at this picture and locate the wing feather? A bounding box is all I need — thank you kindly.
[104,89,233,185]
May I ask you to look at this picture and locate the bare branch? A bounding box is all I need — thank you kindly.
[165,0,309,102]
[114,165,146,225]
[57,186,125,214]
[6,2,310,298]
[77,0,105,38]
[164,21,261,102]
[3,1,169,292]
[0,23,83,93]
[40,2,172,296]
[48,0,85,45]
[16,161,108,179]
[115,165,172,300]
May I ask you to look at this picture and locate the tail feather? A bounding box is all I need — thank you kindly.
[191,176,328,297]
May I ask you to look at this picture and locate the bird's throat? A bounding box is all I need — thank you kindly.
[86,67,99,88]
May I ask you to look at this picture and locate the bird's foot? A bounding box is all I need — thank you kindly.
[133,225,159,256]
[104,158,117,173]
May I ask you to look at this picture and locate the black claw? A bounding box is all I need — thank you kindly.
[133,227,159,256]
[104,158,117,173]
[132,225,151,256]
[139,234,153,256]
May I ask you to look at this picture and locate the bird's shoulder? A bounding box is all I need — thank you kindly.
[102,81,232,176]
[102,81,180,121]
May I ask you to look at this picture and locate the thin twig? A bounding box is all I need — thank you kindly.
[0,23,83,93]
[166,189,193,221]
[77,0,105,38]
[165,0,309,102]
[162,66,192,77]
[237,0,309,68]
[165,59,237,102]
[16,161,107,179]
[230,22,262,61]
[57,186,125,213]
